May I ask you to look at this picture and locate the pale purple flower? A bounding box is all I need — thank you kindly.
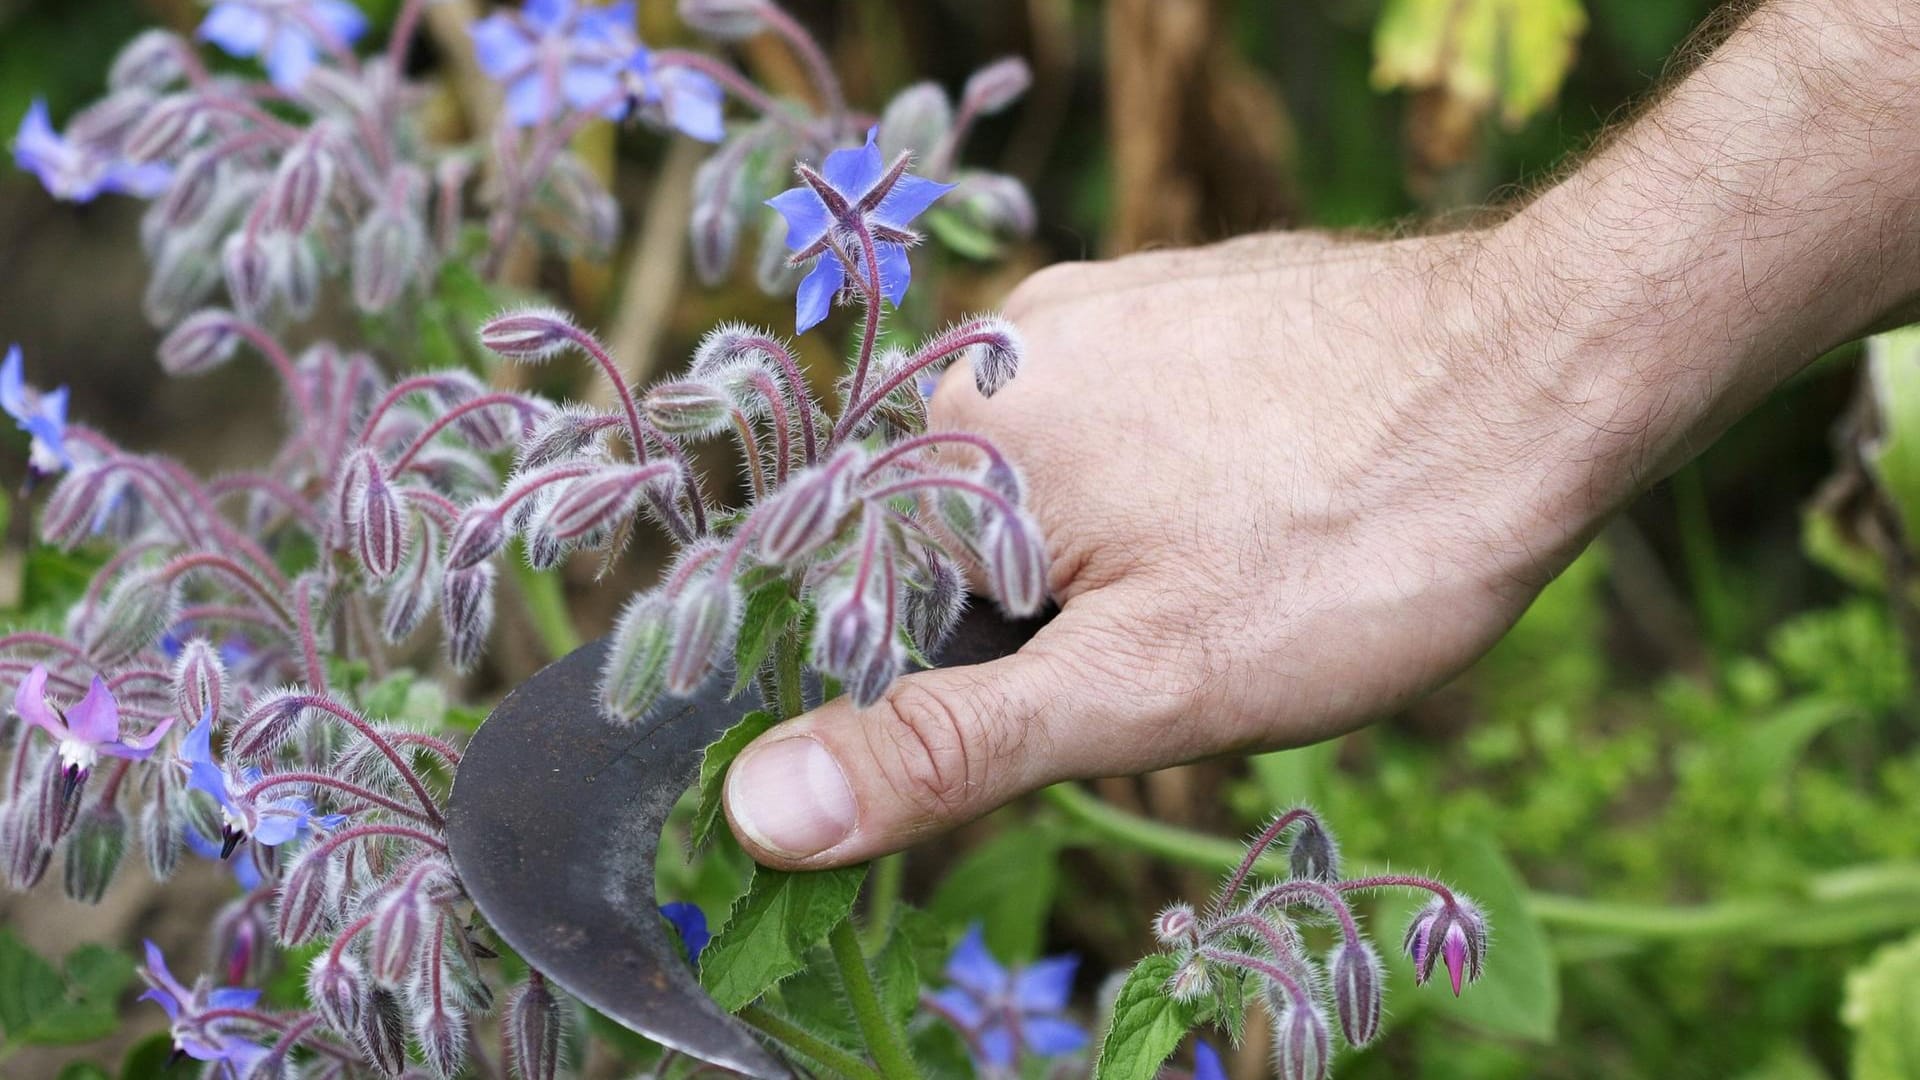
[1402,895,1489,996]
[767,128,952,332]
[137,940,271,1078]
[181,713,345,856]
[14,665,171,787]
[12,99,171,203]
[471,0,638,127]
[199,0,369,90]
[626,47,724,142]
[925,925,1088,1070]
[0,346,72,475]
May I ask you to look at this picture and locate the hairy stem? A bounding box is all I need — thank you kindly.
[828,920,921,1080]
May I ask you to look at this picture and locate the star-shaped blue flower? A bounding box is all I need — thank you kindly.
[199,0,369,91]
[766,128,953,333]
[182,712,346,856]
[660,901,710,965]
[627,47,724,143]
[471,0,636,127]
[12,100,172,204]
[138,940,272,1077]
[0,347,72,475]
[925,925,1089,1070]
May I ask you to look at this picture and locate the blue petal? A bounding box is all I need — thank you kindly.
[183,713,214,766]
[561,63,623,112]
[875,242,912,307]
[232,852,264,891]
[1011,954,1078,1012]
[794,256,843,334]
[821,128,885,200]
[313,0,369,45]
[210,987,263,1010]
[766,187,830,252]
[523,0,573,32]
[660,902,710,963]
[504,72,556,127]
[1193,1039,1228,1080]
[105,160,173,198]
[137,987,181,1022]
[251,808,302,847]
[199,4,272,57]
[1020,1014,1089,1058]
[469,16,532,78]
[660,69,725,142]
[13,99,69,196]
[975,1021,1017,1069]
[927,986,986,1030]
[873,174,954,232]
[183,826,222,861]
[264,31,320,90]
[190,761,241,815]
[0,346,27,423]
[944,925,1008,997]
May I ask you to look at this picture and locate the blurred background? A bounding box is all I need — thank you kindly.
[5,1,1920,1078]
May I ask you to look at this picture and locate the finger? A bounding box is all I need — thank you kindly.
[723,601,1144,869]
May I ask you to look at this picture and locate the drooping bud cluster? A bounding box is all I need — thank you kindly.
[1147,808,1492,1080]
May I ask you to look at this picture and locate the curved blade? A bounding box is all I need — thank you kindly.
[448,608,1046,1076]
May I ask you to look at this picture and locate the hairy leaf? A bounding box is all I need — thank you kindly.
[700,865,867,1011]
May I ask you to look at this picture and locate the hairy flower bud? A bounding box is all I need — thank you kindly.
[1289,818,1340,883]
[445,507,507,571]
[545,464,670,543]
[962,57,1033,116]
[1166,954,1211,1002]
[679,0,767,39]
[172,636,228,727]
[441,563,496,673]
[981,508,1047,617]
[310,950,368,1036]
[879,82,953,160]
[351,210,424,314]
[122,93,198,164]
[1153,904,1200,949]
[479,307,576,362]
[359,985,408,1076]
[277,847,332,946]
[276,234,321,321]
[211,895,270,987]
[355,461,407,580]
[370,888,424,985]
[267,131,335,234]
[62,802,125,904]
[2,804,52,890]
[903,549,966,655]
[949,171,1037,239]
[1329,941,1383,1047]
[1402,895,1489,996]
[142,766,182,881]
[666,573,736,694]
[159,149,222,228]
[232,689,308,762]
[754,445,863,564]
[222,231,277,321]
[144,243,223,327]
[110,30,188,92]
[383,526,442,644]
[1273,1000,1332,1080]
[644,379,734,438]
[415,1000,468,1080]
[600,591,673,723]
[504,976,564,1080]
[158,308,243,375]
[964,317,1024,397]
[516,406,613,470]
[86,568,177,667]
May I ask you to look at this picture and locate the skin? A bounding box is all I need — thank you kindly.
[724,0,1920,868]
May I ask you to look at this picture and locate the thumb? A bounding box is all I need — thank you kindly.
[721,610,1112,870]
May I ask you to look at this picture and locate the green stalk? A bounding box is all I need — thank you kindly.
[863,852,906,953]
[1039,782,1920,946]
[509,551,583,660]
[828,920,921,1080]
[740,1003,884,1080]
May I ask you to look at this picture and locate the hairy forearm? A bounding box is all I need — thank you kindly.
[1498,0,1920,498]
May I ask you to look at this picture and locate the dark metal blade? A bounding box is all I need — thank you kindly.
[447,607,1047,1076]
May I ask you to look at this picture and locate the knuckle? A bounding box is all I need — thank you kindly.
[865,680,1007,823]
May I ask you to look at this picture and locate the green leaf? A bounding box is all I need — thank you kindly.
[1372,0,1586,127]
[700,864,868,1012]
[928,822,1062,964]
[0,935,136,1047]
[1845,929,1920,1079]
[874,908,947,1028]
[1092,954,1200,1080]
[1866,326,1920,546]
[0,932,66,1040]
[731,582,801,699]
[691,710,779,853]
[923,208,1004,262]
[1378,834,1558,1042]
[120,1033,179,1080]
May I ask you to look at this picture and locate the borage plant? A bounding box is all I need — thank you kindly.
[1,2,1484,1078]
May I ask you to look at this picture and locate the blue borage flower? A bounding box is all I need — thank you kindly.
[660,900,710,964]
[15,665,171,792]
[471,0,723,139]
[0,347,72,476]
[924,925,1089,1070]
[138,940,272,1076]
[1193,1039,1228,1080]
[767,127,953,333]
[11,100,171,204]
[181,712,346,856]
[198,0,369,91]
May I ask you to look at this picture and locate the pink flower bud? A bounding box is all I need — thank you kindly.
[544,464,670,543]
[430,371,519,451]
[600,591,673,723]
[965,316,1024,397]
[982,508,1047,617]
[690,190,742,287]
[370,888,424,985]
[110,30,189,92]
[308,949,364,1034]
[690,321,773,374]
[677,0,767,39]
[445,506,507,571]
[158,148,221,228]
[2,804,52,890]
[1165,955,1211,1002]
[949,171,1037,239]
[962,57,1033,116]
[517,406,615,470]
[903,549,966,655]
[1153,903,1200,948]
[122,93,198,164]
[172,636,227,727]
[1329,941,1383,1047]
[359,986,408,1075]
[479,307,576,363]
[415,999,468,1080]
[141,768,181,881]
[277,233,321,320]
[144,240,224,326]
[644,378,735,438]
[1273,1000,1332,1080]
[351,209,424,314]
[159,308,243,375]
[754,445,864,565]
[355,461,407,580]
[1401,895,1489,996]
[666,574,737,695]
[441,563,496,674]
[232,689,309,761]
[1289,818,1340,882]
[277,847,332,946]
[86,568,177,667]
[221,231,276,321]
[268,130,335,234]
[504,976,564,1080]
[382,527,442,644]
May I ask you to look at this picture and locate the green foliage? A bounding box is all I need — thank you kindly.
[1844,930,1920,1079]
[691,710,779,853]
[1372,0,1587,127]
[732,582,802,699]
[0,933,136,1049]
[700,864,868,1011]
[1092,955,1201,1080]
[927,820,1064,964]
[1865,326,1920,544]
